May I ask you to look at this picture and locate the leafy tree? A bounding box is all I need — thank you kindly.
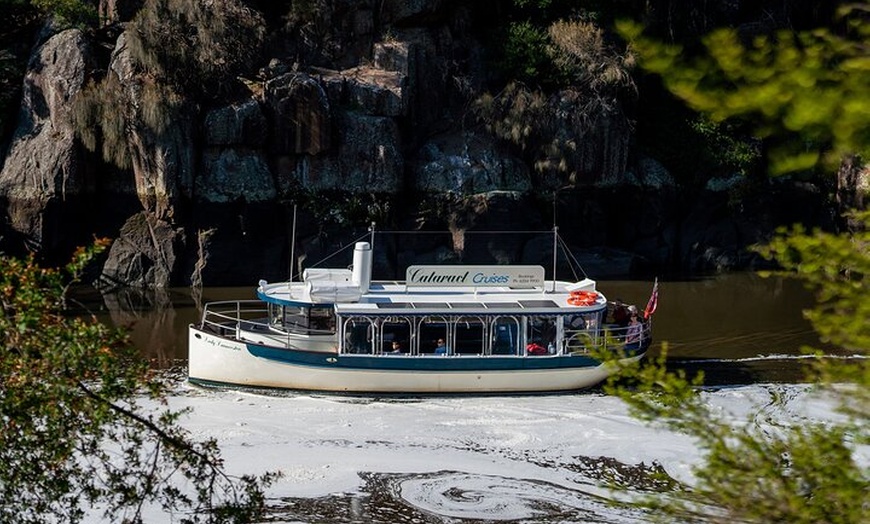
[602,212,869,523]
[500,21,552,83]
[0,241,275,523]
[599,4,870,522]
[617,4,869,174]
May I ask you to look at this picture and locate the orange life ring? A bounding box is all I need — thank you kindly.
[567,290,598,306]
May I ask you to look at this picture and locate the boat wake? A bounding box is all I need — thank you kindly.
[662,352,867,386]
[674,353,867,364]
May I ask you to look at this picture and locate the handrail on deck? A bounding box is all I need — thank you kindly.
[200,300,335,338]
[563,320,652,354]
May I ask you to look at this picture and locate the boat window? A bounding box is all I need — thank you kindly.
[308,306,336,334]
[454,316,485,355]
[491,317,520,355]
[342,317,374,354]
[281,305,308,329]
[565,312,601,332]
[278,305,336,335]
[527,316,557,354]
[418,316,449,355]
[381,317,412,354]
[268,304,281,326]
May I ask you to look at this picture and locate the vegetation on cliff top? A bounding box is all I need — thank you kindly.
[71,0,266,169]
[475,17,637,186]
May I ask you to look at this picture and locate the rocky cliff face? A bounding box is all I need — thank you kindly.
[0,29,94,254]
[0,2,855,287]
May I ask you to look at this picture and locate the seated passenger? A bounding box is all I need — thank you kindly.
[434,338,448,355]
[388,340,406,354]
[526,341,548,355]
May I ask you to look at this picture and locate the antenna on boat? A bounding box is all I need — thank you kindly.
[369,221,376,253]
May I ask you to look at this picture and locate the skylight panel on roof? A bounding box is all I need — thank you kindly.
[518,300,559,308]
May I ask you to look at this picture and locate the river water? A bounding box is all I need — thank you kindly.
[76,272,854,524]
[84,271,834,385]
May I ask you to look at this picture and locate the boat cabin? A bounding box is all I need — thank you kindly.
[243,242,615,358]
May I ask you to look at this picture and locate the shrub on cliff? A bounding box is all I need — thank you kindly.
[30,0,97,28]
[476,17,636,185]
[127,0,265,101]
[72,0,267,169]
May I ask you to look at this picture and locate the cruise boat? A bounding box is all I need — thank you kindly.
[188,231,654,394]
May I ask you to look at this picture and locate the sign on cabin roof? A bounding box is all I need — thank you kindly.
[405,265,545,289]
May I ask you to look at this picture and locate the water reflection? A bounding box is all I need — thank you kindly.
[78,272,832,384]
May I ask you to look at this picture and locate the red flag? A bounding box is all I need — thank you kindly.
[643,278,659,319]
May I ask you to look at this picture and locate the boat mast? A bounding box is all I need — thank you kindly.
[290,203,298,281]
[552,226,558,293]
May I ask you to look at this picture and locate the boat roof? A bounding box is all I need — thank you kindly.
[257,279,606,315]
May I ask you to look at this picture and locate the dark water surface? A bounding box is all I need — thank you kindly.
[82,272,836,385]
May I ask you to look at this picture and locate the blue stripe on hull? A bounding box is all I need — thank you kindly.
[245,343,616,371]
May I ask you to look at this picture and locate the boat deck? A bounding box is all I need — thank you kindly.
[259,279,605,315]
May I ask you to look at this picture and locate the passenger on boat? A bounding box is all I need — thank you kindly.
[526,341,548,356]
[611,299,630,327]
[389,340,406,354]
[624,308,643,349]
[434,338,448,355]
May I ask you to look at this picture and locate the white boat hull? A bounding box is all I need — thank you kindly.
[188,326,642,394]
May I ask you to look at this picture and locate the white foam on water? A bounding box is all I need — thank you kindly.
[81,382,865,523]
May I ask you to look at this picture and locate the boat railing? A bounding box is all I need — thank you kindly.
[199,300,264,338]
[563,320,652,355]
[199,300,335,339]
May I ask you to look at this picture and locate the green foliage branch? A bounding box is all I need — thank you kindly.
[500,20,552,82]
[600,346,868,523]
[598,212,869,523]
[755,211,870,422]
[617,5,870,174]
[0,241,276,523]
[597,6,869,520]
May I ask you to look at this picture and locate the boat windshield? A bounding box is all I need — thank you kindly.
[269,303,336,335]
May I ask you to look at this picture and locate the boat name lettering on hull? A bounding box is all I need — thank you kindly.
[205,336,242,351]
